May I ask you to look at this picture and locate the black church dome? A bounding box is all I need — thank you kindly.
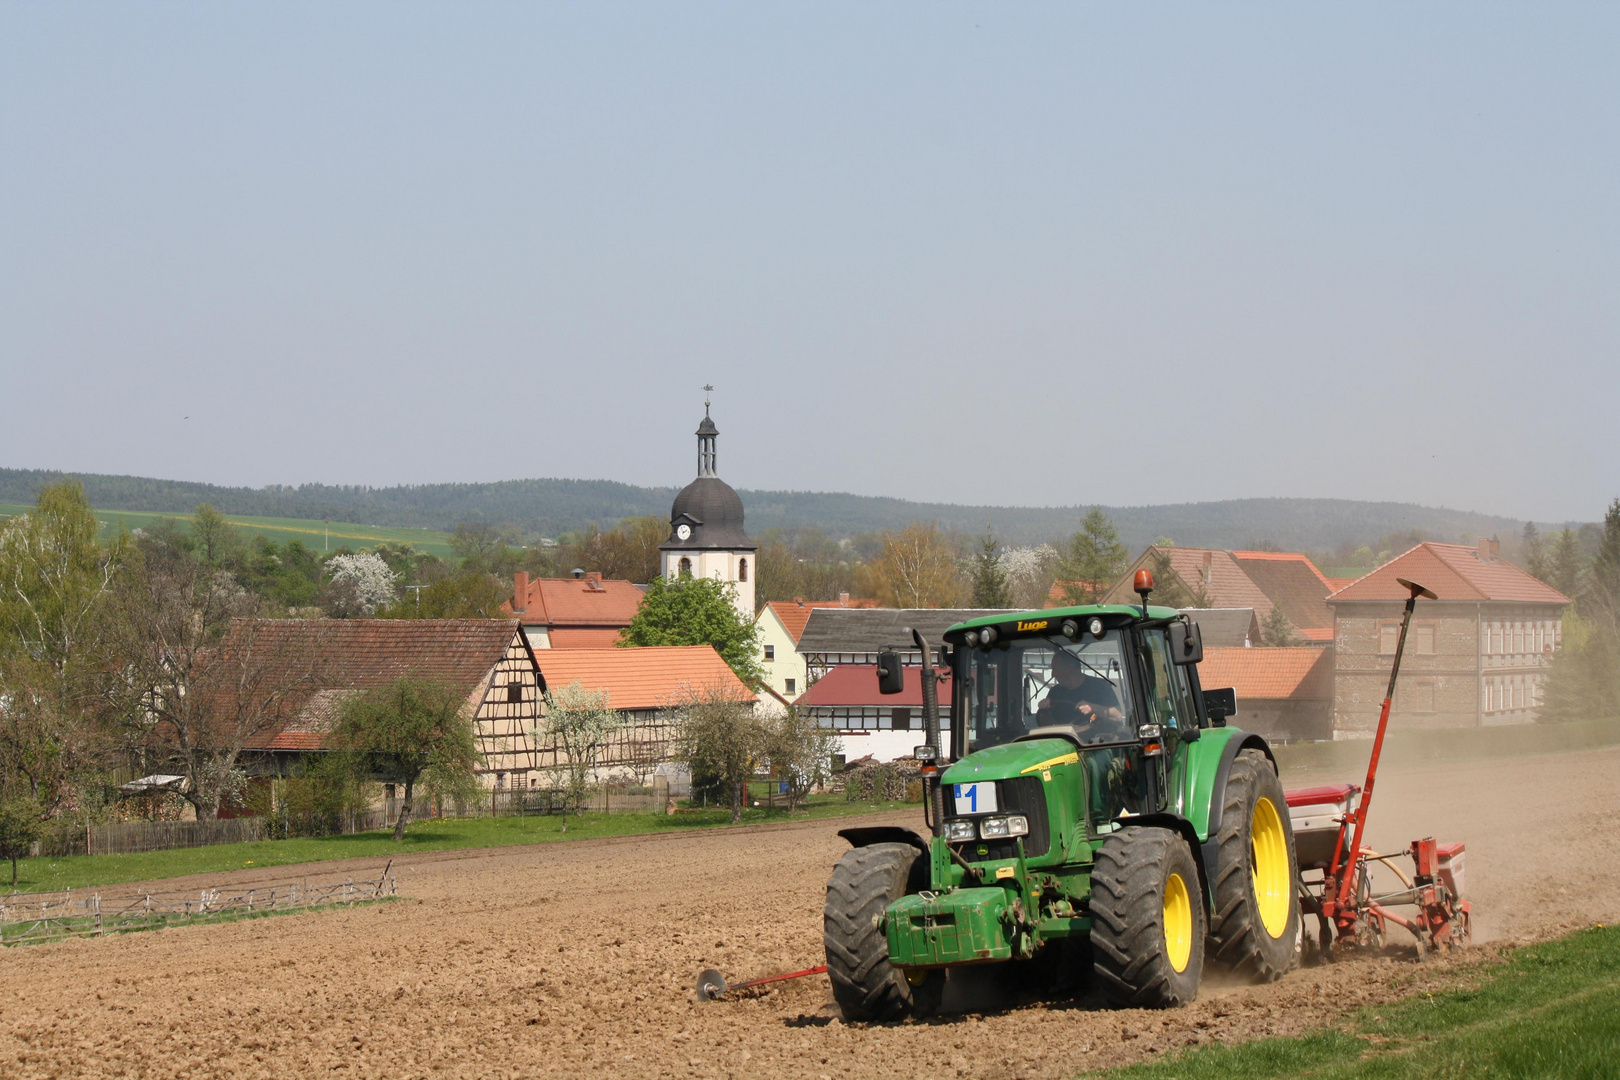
[660,477,756,551]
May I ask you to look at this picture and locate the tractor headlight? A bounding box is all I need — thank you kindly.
[978,815,1029,839]
[945,819,977,842]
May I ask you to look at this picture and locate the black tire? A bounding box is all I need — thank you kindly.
[1206,749,1300,982]
[1090,826,1206,1008]
[823,843,942,1021]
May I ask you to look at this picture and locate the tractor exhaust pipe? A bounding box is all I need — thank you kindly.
[910,627,946,839]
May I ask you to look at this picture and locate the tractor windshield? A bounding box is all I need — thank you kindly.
[956,631,1137,754]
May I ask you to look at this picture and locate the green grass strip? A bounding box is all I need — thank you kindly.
[1092,924,1620,1080]
[11,796,917,892]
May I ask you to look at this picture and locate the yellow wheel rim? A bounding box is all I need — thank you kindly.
[1251,795,1290,939]
[1163,870,1193,973]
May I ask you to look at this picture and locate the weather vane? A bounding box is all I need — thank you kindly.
[702,384,714,413]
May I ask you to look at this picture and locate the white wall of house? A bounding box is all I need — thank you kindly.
[834,729,952,764]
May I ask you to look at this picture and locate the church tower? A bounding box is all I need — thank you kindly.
[659,396,757,618]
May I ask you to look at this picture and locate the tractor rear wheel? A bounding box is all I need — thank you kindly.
[823,842,943,1021]
[1207,749,1300,982]
[1090,826,1206,1008]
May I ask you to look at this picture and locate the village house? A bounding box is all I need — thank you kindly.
[795,607,1015,683]
[1099,547,1340,643]
[1327,539,1570,735]
[502,570,644,649]
[1197,646,1335,743]
[530,644,758,779]
[239,618,548,791]
[794,663,953,764]
[754,594,876,700]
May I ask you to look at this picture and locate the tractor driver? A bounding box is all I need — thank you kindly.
[1035,647,1128,739]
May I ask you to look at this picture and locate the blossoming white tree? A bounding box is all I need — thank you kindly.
[325,552,398,615]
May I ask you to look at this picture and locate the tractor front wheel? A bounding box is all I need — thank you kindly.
[1207,749,1300,982]
[823,843,943,1021]
[1090,826,1206,1008]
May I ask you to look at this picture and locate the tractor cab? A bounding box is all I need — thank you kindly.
[940,604,1209,830]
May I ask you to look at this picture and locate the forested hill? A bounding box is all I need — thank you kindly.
[0,467,1543,552]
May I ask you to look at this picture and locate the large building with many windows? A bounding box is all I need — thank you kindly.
[1327,539,1569,735]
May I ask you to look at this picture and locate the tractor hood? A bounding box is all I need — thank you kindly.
[941,737,1077,786]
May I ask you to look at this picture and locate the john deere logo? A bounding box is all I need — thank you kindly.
[1016,619,1049,632]
[976,845,989,856]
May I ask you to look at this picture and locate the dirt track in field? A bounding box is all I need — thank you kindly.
[3,744,1618,1080]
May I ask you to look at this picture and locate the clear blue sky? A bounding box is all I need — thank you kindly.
[2,4,1615,522]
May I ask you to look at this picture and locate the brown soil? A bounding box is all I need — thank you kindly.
[3,744,1617,1079]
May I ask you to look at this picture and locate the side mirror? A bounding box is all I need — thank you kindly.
[876,648,905,695]
[1169,621,1203,665]
[1202,686,1236,727]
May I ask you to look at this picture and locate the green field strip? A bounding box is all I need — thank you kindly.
[1092,925,1620,1079]
[0,504,456,558]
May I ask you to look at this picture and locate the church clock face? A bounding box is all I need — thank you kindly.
[676,524,692,541]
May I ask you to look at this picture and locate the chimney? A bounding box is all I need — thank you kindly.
[585,571,604,591]
[1201,550,1213,587]
[794,596,805,607]
[512,571,529,613]
[571,568,585,579]
[1478,538,1499,561]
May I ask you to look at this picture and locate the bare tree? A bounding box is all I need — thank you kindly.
[765,706,840,813]
[673,683,767,823]
[111,556,327,819]
[860,522,966,608]
[535,680,626,830]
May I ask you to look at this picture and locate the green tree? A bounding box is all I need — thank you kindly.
[0,481,126,814]
[189,504,240,566]
[1258,605,1301,647]
[376,569,506,619]
[332,677,481,841]
[1521,522,1549,584]
[968,528,1011,608]
[1054,508,1129,605]
[536,680,626,829]
[619,574,763,683]
[1585,499,1620,631]
[765,706,840,813]
[1551,528,1585,601]
[673,684,768,823]
[0,793,43,887]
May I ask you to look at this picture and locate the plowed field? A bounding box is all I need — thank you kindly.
[4,745,1618,1079]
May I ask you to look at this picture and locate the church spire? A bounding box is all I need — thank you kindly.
[696,385,718,477]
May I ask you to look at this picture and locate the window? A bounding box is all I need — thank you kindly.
[495,772,506,789]
[891,708,913,730]
[738,558,748,582]
[784,678,796,694]
[1379,623,1401,655]
[678,557,692,575]
[506,681,523,703]
[1413,624,1435,655]
[1513,623,1524,654]
[1513,681,1524,709]
[1491,623,1503,655]
[1401,679,1436,713]
[764,644,775,661]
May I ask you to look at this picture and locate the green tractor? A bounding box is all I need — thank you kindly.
[823,578,1300,1020]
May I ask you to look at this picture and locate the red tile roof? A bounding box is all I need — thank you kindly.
[238,619,526,751]
[1296,626,1335,643]
[794,665,953,708]
[1199,647,1334,701]
[548,628,627,648]
[1328,543,1570,605]
[762,598,878,643]
[534,646,755,711]
[1231,552,1335,631]
[502,576,644,627]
